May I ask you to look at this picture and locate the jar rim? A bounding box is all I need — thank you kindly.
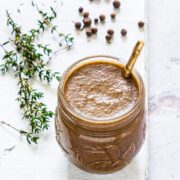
[58,55,145,129]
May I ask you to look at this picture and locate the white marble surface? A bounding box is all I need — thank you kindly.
[0,0,147,179]
[149,0,180,179]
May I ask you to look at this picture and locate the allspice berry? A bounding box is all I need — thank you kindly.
[86,30,92,37]
[94,18,99,24]
[113,0,121,9]
[138,21,145,28]
[91,27,98,34]
[83,17,92,27]
[121,29,127,36]
[78,7,83,13]
[105,34,112,43]
[99,14,106,22]
[75,22,81,30]
[83,12,89,18]
[110,13,116,19]
[107,29,114,36]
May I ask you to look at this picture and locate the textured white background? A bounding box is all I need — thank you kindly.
[149,0,180,180]
[0,0,148,179]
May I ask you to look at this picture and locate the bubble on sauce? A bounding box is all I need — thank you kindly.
[64,62,139,120]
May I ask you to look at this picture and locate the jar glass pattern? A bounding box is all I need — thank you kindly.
[55,55,146,173]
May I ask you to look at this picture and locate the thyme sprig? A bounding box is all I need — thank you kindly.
[0,5,74,144]
[32,1,74,48]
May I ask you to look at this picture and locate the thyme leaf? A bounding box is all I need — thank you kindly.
[0,4,74,144]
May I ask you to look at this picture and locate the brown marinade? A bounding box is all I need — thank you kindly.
[55,57,145,173]
[64,62,138,120]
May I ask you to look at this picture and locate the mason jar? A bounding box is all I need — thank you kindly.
[55,55,146,173]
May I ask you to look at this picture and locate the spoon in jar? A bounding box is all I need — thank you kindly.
[123,40,144,78]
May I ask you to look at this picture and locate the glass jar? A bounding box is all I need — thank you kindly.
[55,55,146,173]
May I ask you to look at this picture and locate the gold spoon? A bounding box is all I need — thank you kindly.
[123,40,144,78]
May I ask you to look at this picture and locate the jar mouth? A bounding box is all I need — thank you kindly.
[58,55,145,128]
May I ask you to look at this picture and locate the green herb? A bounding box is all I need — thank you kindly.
[0,3,74,144]
[32,2,74,48]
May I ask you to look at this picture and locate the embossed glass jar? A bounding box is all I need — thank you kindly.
[55,55,146,173]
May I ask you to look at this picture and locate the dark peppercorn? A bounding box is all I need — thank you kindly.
[107,29,114,36]
[83,17,92,27]
[86,30,92,37]
[78,7,83,13]
[83,12,89,18]
[110,13,116,19]
[91,27,98,34]
[113,0,121,9]
[94,18,99,24]
[138,21,145,28]
[75,22,81,30]
[121,29,127,36]
[99,14,106,22]
[105,34,112,43]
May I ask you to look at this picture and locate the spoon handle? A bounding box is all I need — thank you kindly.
[123,40,144,78]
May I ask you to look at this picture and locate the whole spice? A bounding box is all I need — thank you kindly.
[83,12,89,18]
[121,28,127,36]
[113,0,121,9]
[91,27,98,34]
[78,7,84,13]
[99,14,106,22]
[105,34,112,43]
[83,17,92,27]
[0,3,74,144]
[86,29,92,37]
[94,18,99,24]
[75,22,81,30]
[110,13,116,19]
[107,29,114,36]
[138,21,145,28]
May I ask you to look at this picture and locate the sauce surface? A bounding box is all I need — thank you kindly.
[64,62,138,120]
